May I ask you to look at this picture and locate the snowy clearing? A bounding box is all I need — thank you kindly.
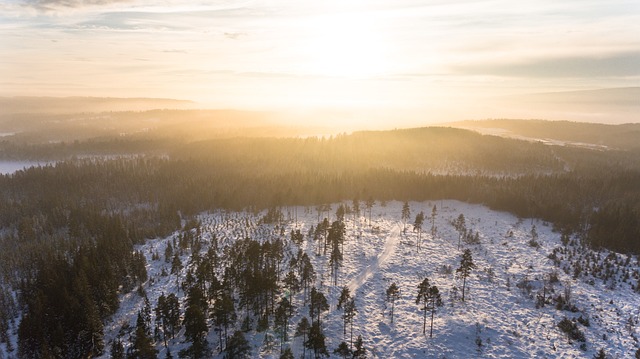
[94,200,640,359]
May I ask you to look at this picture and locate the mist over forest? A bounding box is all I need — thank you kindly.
[1,96,640,358]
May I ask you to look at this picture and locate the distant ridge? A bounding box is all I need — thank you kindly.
[0,96,196,114]
[447,119,640,150]
[488,87,640,124]
[511,87,640,106]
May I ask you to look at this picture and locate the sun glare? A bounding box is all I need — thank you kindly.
[300,12,390,78]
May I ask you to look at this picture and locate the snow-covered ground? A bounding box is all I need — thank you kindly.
[0,161,52,175]
[90,200,639,358]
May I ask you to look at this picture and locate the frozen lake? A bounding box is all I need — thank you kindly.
[0,161,52,175]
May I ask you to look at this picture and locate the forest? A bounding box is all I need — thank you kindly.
[0,123,639,358]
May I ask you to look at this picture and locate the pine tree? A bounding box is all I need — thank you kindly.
[352,335,366,359]
[365,197,375,228]
[164,242,173,263]
[414,211,425,251]
[457,249,476,302]
[111,338,125,359]
[328,220,346,285]
[593,348,606,359]
[300,254,316,303]
[416,277,444,337]
[306,321,328,359]
[294,317,311,359]
[279,347,294,359]
[211,292,235,352]
[454,214,466,250]
[155,294,170,348]
[283,270,299,314]
[336,204,346,223]
[401,202,411,233]
[128,311,158,359]
[430,205,437,235]
[171,253,183,285]
[274,297,293,342]
[165,293,181,339]
[416,278,430,335]
[290,229,304,246]
[180,302,210,359]
[352,197,360,229]
[343,298,357,349]
[385,282,400,324]
[337,286,352,340]
[309,287,329,324]
[334,341,352,359]
[225,331,250,359]
[426,285,442,338]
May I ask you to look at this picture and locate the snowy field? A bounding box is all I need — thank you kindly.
[96,200,639,359]
[0,161,51,175]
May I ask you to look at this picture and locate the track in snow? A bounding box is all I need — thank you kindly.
[347,223,401,294]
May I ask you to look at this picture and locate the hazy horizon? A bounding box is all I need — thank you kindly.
[1,0,639,126]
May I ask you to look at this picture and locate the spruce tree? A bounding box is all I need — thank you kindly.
[165,293,181,339]
[280,347,294,359]
[110,338,125,359]
[180,303,210,358]
[426,284,443,338]
[365,197,375,227]
[300,254,316,302]
[225,331,250,359]
[353,335,366,359]
[414,211,425,251]
[457,249,476,302]
[171,253,183,285]
[294,317,311,359]
[164,242,173,263]
[593,348,606,359]
[212,292,235,351]
[274,297,293,342]
[454,214,466,250]
[352,197,360,228]
[401,202,411,233]
[128,311,158,359]
[430,205,437,234]
[343,298,357,349]
[385,283,400,324]
[337,286,352,340]
[283,270,299,312]
[309,287,329,324]
[306,321,328,359]
[416,278,431,335]
[334,342,352,359]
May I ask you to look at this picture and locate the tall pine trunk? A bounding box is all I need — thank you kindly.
[462,275,467,301]
[391,299,395,324]
[430,307,435,338]
[422,305,427,334]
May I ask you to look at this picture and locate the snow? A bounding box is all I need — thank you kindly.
[347,224,401,295]
[0,161,52,175]
[86,201,640,358]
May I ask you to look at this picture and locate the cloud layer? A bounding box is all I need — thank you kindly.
[1,0,639,119]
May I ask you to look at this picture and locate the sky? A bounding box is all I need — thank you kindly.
[1,0,639,124]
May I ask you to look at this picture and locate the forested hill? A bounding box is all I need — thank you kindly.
[175,127,564,175]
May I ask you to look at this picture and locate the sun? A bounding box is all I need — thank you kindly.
[299,12,390,78]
